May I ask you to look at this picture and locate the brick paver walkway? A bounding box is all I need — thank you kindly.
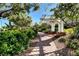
[20,32,66,56]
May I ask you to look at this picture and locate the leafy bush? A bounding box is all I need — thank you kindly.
[26,28,37,39]
[75,48,79,56]
[66,26,79,55]
[38,23,51,32]
[0,28,37,56]
[67,39,79,49]
[32,23,38,36]
[74,25,79,39]
[64,27,75,34]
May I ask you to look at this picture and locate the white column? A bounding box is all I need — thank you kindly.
[60,21,64,32]
[51,23,55,32]
[58,23,61,32]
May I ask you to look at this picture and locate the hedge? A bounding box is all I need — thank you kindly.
[0,28,37,56]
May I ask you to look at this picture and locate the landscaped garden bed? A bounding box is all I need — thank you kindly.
[45,31,56,34]
[54,25,79,56]
[45,31,66,37]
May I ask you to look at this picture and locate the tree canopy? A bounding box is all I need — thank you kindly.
[50,3,79,27]
[0,3,39,28]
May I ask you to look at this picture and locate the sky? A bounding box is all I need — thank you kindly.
[0,3,57,28]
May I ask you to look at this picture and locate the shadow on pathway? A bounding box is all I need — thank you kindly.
[30,32,61,56]
[20,32,66,56]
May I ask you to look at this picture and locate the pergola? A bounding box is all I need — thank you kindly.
[41,17,64,32]
[49,20,64,32]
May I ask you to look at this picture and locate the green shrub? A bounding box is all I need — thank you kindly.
[74,25,79,39]
[26,28,37,39]
[67,39,79,49]
[38,23,51,32]
[75,48,79,56]
[32,23,39,33]
[64,27,75,35]
[0,28,37,56]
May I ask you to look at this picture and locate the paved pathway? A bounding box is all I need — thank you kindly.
[20,32,65,56]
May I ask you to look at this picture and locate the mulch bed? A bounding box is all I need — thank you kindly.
[45,32,66,36]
